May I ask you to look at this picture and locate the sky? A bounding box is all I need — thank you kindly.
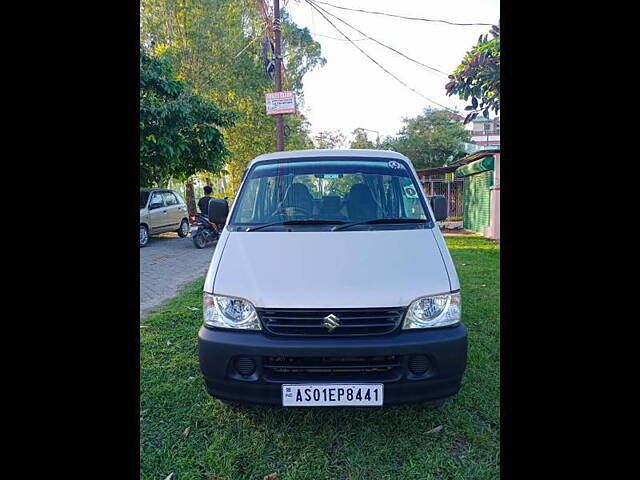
[285,0,500,143]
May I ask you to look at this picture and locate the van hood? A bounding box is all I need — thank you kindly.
[212,229,451,308]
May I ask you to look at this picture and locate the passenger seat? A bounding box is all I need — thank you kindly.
[347,184,378,221]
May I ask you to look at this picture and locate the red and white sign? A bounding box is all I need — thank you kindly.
[266,91,296,115]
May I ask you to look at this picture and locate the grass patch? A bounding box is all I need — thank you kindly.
[141,236,500,479]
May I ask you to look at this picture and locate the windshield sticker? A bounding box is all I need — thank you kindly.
[403,185,418,198]
[388,161,401,169]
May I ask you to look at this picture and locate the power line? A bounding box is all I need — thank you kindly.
[315,33,368,41]
[304,0,456,112]
[308,0,448,78]
[308,1,367,41]
[312,0,495,27]
[234,25,269,58]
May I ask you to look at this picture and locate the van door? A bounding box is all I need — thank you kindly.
[147,191,169,232]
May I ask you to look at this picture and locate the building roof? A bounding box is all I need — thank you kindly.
[415,165,459,176]
[455,156,495,177]
[472,116,499,123]
[415,148,499,178]
[450,149,499,167]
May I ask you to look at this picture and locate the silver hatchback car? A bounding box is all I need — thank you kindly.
[140,189,190,247]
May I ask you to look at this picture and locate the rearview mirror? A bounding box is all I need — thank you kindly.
[208,198,229,225]
[429,195,447,222]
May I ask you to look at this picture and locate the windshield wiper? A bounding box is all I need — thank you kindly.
[331,218,428,231]
[245,219,346,232]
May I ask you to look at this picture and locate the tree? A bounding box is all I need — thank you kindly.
[139,50,235,191]
[445,24,500,124]
[285,117,315,150]
[384,109,470,169]
[350,129,377,149]
[313,130,346,149]
[140,0,325,200]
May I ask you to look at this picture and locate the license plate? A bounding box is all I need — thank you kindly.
[282,384,383,407]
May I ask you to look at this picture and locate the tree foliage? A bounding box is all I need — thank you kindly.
[313,130,347,149]
[350,129,377,149]
[445,24,500,124]
[383,109,470,169]
[140,50,235,187]
[281,9,326,93]
[140,0,325,198]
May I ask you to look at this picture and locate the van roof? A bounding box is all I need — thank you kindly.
[248,149,412,169]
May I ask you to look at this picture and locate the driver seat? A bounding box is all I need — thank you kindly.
[280,182,314,214]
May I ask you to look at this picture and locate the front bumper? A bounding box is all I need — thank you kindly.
[198,324,467,406]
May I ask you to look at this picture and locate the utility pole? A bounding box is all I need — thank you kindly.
[273,0,285,151]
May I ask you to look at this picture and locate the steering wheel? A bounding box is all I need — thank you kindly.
[271,205,312,219]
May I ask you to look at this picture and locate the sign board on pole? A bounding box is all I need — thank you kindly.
[266,91,296,115]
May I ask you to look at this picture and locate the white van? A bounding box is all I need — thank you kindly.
[198,149,467,407]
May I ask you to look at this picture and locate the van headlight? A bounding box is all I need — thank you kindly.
[402,292,461,329]
[203,293,261,330]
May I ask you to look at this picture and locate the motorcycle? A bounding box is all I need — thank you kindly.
[189,213,220,249]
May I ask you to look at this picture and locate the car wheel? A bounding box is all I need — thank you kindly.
[177,219,189,238]
[140,225,149,247]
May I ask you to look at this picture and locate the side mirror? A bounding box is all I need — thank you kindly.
[429,195,447,222]
[208,198,229,225]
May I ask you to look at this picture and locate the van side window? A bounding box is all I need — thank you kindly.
[237,180,259,223]
[399,177,425,219]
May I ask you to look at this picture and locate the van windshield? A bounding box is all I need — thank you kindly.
[229,158,430,231]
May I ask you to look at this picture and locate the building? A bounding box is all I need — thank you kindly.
[467,116,500,149]
[452,149,500,239]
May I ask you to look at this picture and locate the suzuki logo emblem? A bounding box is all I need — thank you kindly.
[322,314,341,332]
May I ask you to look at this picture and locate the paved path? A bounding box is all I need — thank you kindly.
[140,232,216,318]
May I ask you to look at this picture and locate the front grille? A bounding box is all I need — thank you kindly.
[265,355,400,373]
[262,355,403,382]
[257,307,405,337]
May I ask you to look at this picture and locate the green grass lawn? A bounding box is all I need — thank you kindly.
[140,236,500,480]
